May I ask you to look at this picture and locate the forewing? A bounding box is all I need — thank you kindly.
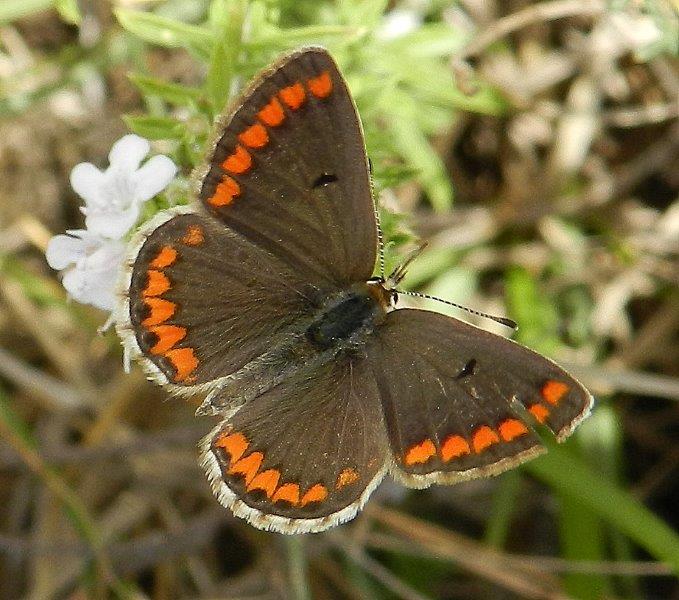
[118,208,322,390]
[366,309,593,487]
[200,357,389,533]
[198,47,377,286]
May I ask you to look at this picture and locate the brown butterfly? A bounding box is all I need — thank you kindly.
[116,48,593,534]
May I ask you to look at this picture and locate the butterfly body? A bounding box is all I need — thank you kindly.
[117,48,593,534]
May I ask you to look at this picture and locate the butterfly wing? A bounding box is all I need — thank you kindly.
[366,309,593,487]
[197,47,377,286]
[200,356,389,533]
[117,208,325,390]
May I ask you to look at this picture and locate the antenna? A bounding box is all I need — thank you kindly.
[397,289,518,330]
[374,204,386,279]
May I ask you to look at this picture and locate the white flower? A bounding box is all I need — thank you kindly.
[46,230,125,311]
[377,8,421,40]
[71,134,177,240]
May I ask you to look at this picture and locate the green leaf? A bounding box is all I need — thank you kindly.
[128,73,202,106]
[206,0,245,115]
[115,9,213,58]
[505,267,561,354]
[389,114,453,211]
[528,443,679,575]
[123,115,184,140]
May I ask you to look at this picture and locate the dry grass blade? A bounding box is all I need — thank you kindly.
[369,505,571,600]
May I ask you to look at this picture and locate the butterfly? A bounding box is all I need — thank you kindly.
[116,47,593,534]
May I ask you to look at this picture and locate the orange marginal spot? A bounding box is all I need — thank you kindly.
[181,224,204,246]
[142,269,170,297]
[208,176,241,207]
[149,246,177,269]
[541,380,569,405]
[300,483,328,506]
[215,432,249,465]
[272,482,300,505]
[257,97,285,126]
[472,425,500,453]
[228,451,264,486]
[238,122,269,149]
[247,469,280,498]
[279,82,306,110]
[165,347,198,382]
[404,439,436,466]
[307,71,333,98]
[336,468,359,489]
[141,298,176,327]
[222,144,252,174]
[440,435,471,461]
[149,324,186,355]
[498,418,529,442]
[528,403,550,424]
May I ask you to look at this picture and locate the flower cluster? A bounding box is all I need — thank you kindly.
[46,135,177,313]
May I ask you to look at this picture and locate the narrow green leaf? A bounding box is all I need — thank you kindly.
[115,9,213,58]
[528,443,679,574]
[206,0,245,115]
[389,115,453,211]
[123,115,184,140]
[128,73,202,106]
[505,267,561,354]
[485,471,522,548]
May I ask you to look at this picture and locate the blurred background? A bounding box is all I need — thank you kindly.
[0,0,677,598]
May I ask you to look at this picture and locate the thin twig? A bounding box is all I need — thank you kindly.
[456,0,606,61]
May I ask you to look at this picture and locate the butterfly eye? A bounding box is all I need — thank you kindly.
[312,173,338,188]
[391,291,399,305]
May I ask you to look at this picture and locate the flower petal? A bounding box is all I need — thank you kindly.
[70,163,105,206]
[108,134,150,173]
[131,155,177,203]
[61,239,124,311]
[85,205,140,239]
[46,232,87,270]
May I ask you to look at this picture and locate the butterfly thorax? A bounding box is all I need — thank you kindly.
[306,282,390,351]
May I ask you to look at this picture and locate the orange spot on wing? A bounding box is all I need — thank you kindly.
[440,435,471,461]
[215,432,248,464]
[222,145,252,174]
[300,483,328,506]
[541,380,569,405]
[209,176,240,207]
[528,403,550,423]
[257,98,285,126]
[472,425,500,453]
[247,469,280,498]
[228,451,263,486]
[142,298,176,327]
[149,324,186,354]
[238,123,269,149]
[272,483,300,505]
[181,224,204,246]
[165,347,198,382]
[404,439,436,465]
[142,270,170,297]
[307,71,333,98]
[279,82,306,109]
[150,246,177,269]
[336,468,359,489]
[498,418,529,441]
